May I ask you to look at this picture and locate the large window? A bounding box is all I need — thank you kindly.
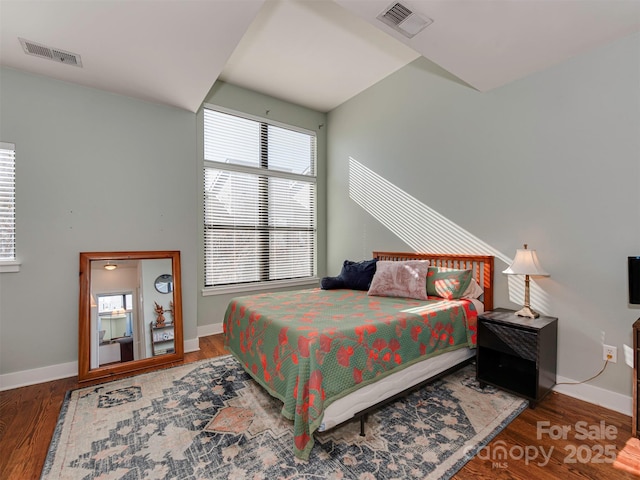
[203,107,317,289]
[0,142,16,262]
[97,293,134,341]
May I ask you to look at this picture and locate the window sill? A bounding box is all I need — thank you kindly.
[202,277,320,297]
[0,260,21,273]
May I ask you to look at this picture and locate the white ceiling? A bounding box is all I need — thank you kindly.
[338,0,640,94]
[218,0,420,112]
[0,0,265,112]
[1,0,639,114]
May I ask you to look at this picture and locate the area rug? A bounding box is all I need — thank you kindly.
[41,355,527,479]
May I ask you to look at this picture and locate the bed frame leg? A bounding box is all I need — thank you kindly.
[359,414,367,436]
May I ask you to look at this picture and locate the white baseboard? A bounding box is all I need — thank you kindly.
[0,360,78,391]
[553,374,632,417]
[197,323,223,338]
[0,337,200,392]
[184,337,200,353]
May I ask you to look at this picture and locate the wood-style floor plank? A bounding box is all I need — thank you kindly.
[457,390,637,479]
[1,334,637,479]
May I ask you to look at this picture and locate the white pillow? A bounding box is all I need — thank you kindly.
[462,278,484,299]
[368,260,430,300]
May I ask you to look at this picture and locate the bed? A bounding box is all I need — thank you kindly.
[223,251,494,460]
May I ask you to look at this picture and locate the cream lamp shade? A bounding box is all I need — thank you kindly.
[503,244,549,318]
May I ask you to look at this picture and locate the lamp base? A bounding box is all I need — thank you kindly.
[515,305,540,318]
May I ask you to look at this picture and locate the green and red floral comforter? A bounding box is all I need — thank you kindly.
[223,288,478,460]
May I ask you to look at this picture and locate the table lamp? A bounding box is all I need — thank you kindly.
[503,244,549,318]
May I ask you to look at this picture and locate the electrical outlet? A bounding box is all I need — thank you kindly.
[603,345,617,363]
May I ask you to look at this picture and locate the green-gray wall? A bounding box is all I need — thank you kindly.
[327,32,640,404]
[0,70,326,380]
[0,67,199,375]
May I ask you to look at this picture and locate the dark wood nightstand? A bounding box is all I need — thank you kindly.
[476,308,558,408]
[632,318,640,438]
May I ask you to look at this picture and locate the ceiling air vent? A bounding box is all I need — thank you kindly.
[377,2,433,39]
[19,38,83,67]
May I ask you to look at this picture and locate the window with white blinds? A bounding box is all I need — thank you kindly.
[0,142,16,261]
[203,108,316,289]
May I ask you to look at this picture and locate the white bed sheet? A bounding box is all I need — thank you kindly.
[318,298,483,432]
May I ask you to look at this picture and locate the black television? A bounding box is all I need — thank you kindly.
[630,257,640,305]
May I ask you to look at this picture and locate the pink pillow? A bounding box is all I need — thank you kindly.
[368,260,430,300]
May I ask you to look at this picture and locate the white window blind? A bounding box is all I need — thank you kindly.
[0,142,16,261]
[203,108,316,288]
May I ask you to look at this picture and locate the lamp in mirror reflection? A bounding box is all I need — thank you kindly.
[503,244,549,318]
[104,262,117,271]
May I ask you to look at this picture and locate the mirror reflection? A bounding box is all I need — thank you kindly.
[154,273,173,294]
[79,251,183,382]
[90,258,175,367]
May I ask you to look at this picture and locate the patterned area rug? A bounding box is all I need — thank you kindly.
[42,355,527,479]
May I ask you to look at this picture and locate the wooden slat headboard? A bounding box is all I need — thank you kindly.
[372,251,495,311]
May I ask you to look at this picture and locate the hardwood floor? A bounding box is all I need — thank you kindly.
[458,392,639,479]
[1,334,637,479]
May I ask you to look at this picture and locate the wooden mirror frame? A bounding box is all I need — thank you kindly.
[78,250,184,382]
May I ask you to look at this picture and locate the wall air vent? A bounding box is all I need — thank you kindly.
[377,2,433,39]
[19,38,83,67]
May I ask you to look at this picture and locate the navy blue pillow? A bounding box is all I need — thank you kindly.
[320,275,345,289]
[321,258,378,291]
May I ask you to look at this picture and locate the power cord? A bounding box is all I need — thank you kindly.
[555,359,609,386]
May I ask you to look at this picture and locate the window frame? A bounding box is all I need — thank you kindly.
[201,105,318,296]
[0,141,19,273]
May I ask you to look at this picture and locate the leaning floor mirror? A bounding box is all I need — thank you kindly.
[78,250,184,382]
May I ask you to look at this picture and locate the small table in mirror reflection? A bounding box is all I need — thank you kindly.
[150,322,175,356]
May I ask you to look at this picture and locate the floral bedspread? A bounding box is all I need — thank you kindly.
[223,288,477,460]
